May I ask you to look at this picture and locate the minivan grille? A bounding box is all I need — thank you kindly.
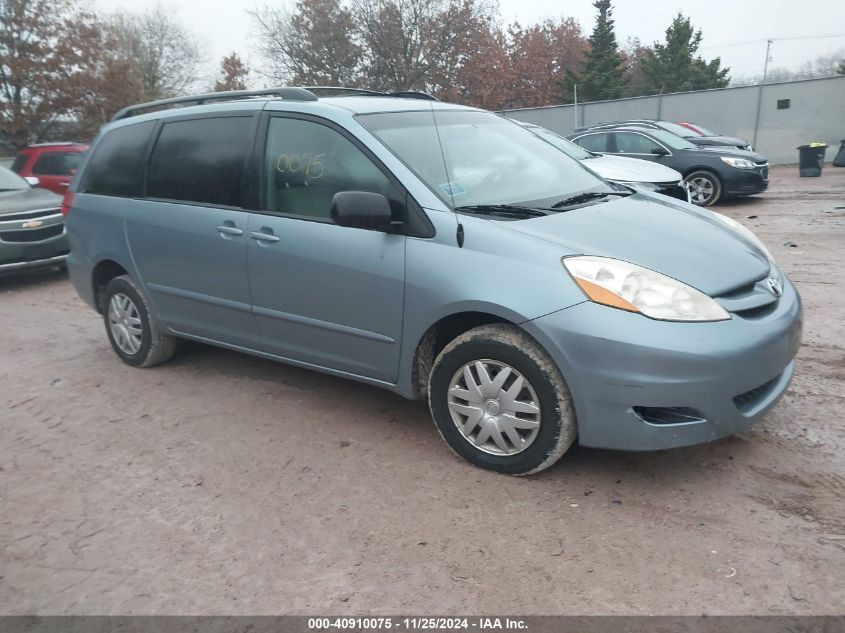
[0,224,64,243]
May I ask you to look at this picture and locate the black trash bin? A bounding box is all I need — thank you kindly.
[833,139,845,168]
[797,143,827,177]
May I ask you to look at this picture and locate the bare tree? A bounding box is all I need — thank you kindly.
[213,52,249,91]
[352,0,489,92]
[250,0,361,85]
[109,6,202,101]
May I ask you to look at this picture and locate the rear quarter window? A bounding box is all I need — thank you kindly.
[79,122,156,197]
[11,154,28,173]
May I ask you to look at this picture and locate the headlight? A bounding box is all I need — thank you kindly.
[720,156,755,169]
[562,256,730,322]
[711,213,775,264]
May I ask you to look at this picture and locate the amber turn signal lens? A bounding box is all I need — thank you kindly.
[573,277,640,313]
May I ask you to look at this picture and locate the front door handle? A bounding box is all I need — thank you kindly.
[216,224,243,237]
[249,231,280,243]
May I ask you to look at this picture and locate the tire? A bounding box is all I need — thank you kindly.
[685,170,722,207]
[428,324,577,475]
[102,275,175,368]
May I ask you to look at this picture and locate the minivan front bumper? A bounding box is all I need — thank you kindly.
[523,277,802,450]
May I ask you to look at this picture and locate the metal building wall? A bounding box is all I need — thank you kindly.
[502,75,845,165]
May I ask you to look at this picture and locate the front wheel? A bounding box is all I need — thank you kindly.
[685,170,722,206]
[102,275,175,367]
[428,324,577,475]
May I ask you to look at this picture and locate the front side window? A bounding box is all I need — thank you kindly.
[359,110,606,208]
[79,122,156,197]
[147,116,253,207]
[264,117,392,219]
[615,132,662,154]
[573,133,610,153]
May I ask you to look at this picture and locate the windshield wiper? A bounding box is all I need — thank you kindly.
[551,191,630,209]
[454,204,550,218]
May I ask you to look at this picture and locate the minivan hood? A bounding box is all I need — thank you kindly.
[0,187,62,216]
[497,193,770,296]
[584,154,682,183]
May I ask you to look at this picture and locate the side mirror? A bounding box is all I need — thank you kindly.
[651,147,670,156]
[24,176,40,186]
[330,191,396,232]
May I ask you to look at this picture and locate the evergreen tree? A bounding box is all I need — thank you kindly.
[640,13,730,94]
[572,0,626,101]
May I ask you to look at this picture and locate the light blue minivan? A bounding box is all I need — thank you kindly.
[64,88,802,475]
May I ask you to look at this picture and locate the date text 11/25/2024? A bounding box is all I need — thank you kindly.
[308,617,528,630]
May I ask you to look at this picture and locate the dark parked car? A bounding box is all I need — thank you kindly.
[0,165,67,275]
[576,119,752,152]
[567,126,768,206]
[11,142,89,195]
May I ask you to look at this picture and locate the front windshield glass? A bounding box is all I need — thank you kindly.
[358,110,608,208]
[690,123,717,136]
[659,121,701,138]
[649,129,698,150]
[0,165,29,191]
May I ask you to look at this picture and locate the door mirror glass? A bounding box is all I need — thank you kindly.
[330,191,394,231]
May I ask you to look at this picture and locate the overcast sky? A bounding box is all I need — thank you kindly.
[97,0,845,87]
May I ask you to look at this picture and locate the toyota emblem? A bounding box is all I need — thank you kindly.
[766,277,783,297]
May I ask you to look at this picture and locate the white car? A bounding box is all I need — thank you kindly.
[516,121,690,202]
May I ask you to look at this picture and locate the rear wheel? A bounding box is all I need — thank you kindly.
[103,275,175,367]
[685,170,722,206]
[428,324,577,475]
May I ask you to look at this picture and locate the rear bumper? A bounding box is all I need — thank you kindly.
[523,277,802,450]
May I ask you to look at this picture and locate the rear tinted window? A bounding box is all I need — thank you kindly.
[79,122,155,197]
[146,116,252,207]
[33,151,82,176]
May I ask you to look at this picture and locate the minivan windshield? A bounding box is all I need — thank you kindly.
[0,165,29,191]
[527,126,594,160]
[358,110,610,209]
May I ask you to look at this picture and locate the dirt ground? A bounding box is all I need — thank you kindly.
[1,165,844,616]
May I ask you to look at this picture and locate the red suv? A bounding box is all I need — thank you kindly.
[11,143,89,195]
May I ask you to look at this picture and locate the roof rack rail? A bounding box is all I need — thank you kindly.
[110,87,318,121]
[301,86,437,101]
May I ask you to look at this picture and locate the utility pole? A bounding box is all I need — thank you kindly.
[751,39,773,150]
[573,84,578,130]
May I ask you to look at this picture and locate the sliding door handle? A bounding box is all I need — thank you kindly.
[249,231,280,243]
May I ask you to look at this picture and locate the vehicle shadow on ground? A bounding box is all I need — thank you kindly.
[171,339,752,487]
[0,267,67,291]
[712,196,768,212]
